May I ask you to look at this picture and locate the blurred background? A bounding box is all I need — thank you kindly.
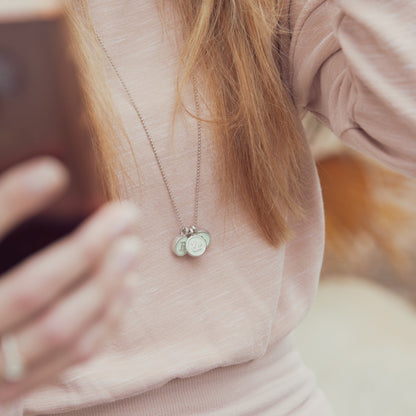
[295,114,416,416]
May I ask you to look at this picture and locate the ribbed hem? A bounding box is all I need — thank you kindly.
[45,334,333,416]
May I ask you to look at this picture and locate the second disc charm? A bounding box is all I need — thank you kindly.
[172,236,188,257]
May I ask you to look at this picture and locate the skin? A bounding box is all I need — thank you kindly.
[0,157,142,403]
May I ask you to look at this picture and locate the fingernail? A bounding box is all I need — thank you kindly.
[110,202,141,238]
[24,158,68,193]
[112,236,142,273]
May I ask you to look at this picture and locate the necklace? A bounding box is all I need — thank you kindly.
[87,11,211,257]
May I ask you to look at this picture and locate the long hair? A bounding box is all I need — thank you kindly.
[65,0,306,247]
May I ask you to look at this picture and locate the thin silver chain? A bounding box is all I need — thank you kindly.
[87,12,202,232]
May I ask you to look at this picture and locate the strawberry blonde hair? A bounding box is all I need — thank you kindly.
[65,0,305,247]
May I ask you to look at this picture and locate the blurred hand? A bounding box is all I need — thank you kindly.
[0,157,142,403]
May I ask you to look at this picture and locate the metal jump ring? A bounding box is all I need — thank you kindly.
[181,226,190,236]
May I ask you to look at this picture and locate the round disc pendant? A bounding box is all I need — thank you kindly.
[172,236,188,257]
[197,230,211,247]
[186,234,207,257]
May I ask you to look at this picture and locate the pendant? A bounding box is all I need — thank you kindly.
[197,230,211,247]
[186,234,207,257]
[171,235,188,257]
[171,227,211,258]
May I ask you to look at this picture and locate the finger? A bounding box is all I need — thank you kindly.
[0,157,69,239]
[0,279,133,404]
[0,317,107,403]
[15,236,141,369]
[0,201,141,333]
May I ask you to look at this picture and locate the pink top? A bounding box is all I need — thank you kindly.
[2,0,416,414]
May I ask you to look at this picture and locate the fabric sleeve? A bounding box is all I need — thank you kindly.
[289,0,416,178]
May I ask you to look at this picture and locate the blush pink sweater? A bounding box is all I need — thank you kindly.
[2,0,416,415]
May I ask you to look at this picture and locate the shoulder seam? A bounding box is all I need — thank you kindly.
[289,0,328,90]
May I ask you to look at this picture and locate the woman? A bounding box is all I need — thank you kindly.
[1,0,415,414]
